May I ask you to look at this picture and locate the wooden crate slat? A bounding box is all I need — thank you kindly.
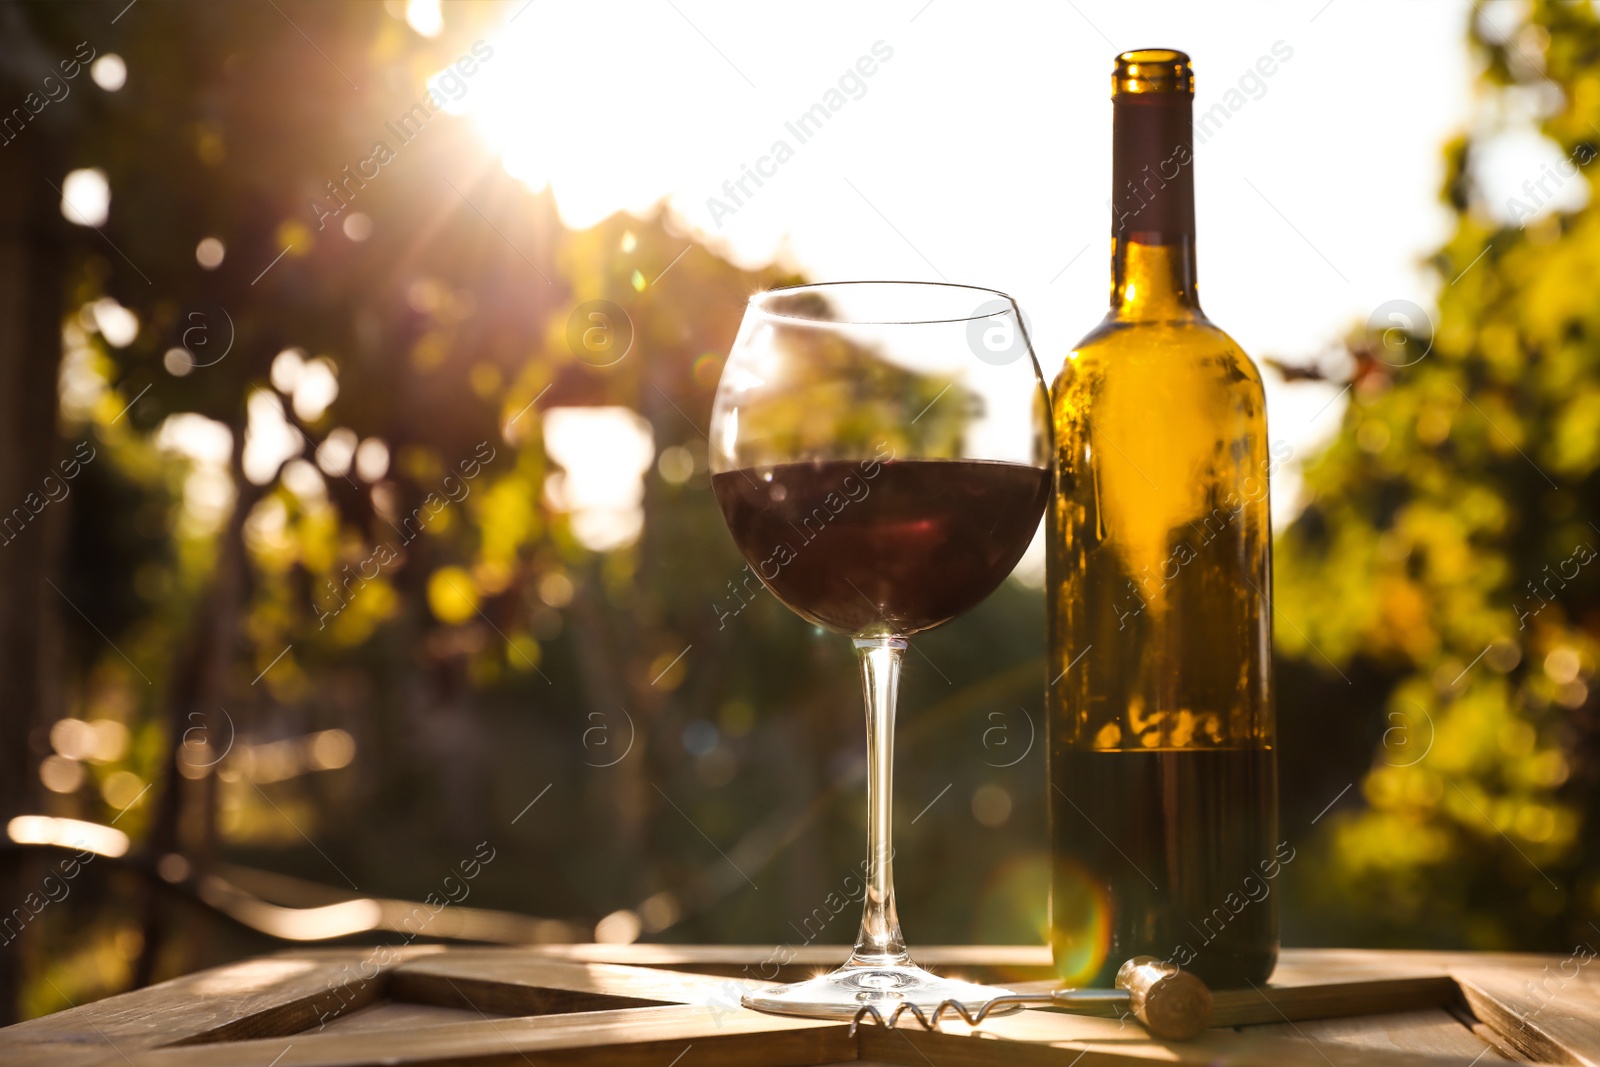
[314,1001,511,1036]
[119,1002,852,1067]
[5,945,1598,1067]
[1453,965,1600,1067]
[871,1008,1540,1067]
[1246,1008,1513,1061]
[391,950,761,1012]
[0,947,438,1062]
[523,943,1057,982]
[1209,974,1462,1027]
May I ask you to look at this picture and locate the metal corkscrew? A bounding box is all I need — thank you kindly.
[848,956,1213,1041]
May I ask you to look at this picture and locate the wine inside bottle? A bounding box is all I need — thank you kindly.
[1047,49,1281,988]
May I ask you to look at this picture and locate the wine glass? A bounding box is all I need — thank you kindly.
[709,281,1051,1018]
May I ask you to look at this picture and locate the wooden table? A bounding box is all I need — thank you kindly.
[2,944,1595,1065]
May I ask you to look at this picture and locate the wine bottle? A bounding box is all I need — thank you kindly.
[1047,49,1281,988]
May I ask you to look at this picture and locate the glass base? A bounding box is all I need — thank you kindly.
[740,962,1017,1022]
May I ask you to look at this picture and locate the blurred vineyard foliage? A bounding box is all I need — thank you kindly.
[1274,0,1600,950]
[0,0,1053,1020]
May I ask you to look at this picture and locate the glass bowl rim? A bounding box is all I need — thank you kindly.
[747,280,1021,327]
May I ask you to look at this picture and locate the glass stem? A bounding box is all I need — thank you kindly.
[848,636,909,969]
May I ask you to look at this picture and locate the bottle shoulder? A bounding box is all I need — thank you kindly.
[1053,313,1264,394]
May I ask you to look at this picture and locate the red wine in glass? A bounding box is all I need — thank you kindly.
[714,458,1049,636]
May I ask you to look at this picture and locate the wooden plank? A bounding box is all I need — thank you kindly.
[0,947,439,1065]
[860,1007,1529,1067]
[1246,1008,1512,1061]
[120,1003,854,1067]
[524,943,1057,983]
[1454,965,1600,1067]
[1210,974,1462,1028]
[999,973,1461,1027]
[1277,949,1571,984]
[5,945,1596,1067]
[1264,949,1600,1065]
[393,950,751,1011]
[524,953,1548,985]
[520,944,1551,995]
[316,1001,510,1036]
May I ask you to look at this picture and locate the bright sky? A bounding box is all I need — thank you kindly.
[446,0,1491,528]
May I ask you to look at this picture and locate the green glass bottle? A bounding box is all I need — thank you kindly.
[1047,49,1282,989]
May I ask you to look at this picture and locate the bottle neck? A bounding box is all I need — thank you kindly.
[1111,236,1198,319]
[1108,91,1200,319]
